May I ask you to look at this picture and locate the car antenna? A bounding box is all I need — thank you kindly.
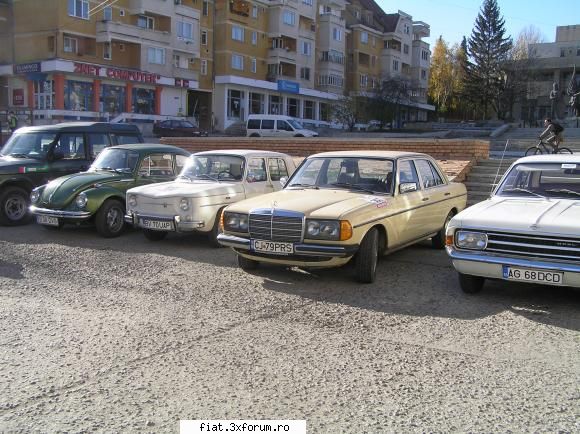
[492,139,510,196]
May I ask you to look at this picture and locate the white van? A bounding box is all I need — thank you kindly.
[246,115,318,138]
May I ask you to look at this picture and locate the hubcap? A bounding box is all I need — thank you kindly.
[5,195,26,221]
[106,206,123,232]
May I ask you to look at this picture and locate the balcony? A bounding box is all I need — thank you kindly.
[96,21,171,45]
[175,4,200,20]
[318,12,344,26]
[268,47,297,63]
[129,0,173,17]
[173,67,199,82]
[174,37,200,57]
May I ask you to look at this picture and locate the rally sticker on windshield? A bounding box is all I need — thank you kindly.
[561,164,577,169]
[362,196,388,208]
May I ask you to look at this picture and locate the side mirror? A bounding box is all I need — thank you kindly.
[399,182,418,194]
[47,149,65,162]
[279,176,288,187]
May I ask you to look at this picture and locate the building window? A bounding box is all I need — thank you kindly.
[65,80,93,111]
[119,43,125,52]
[404,23,410,34]
[251,31,257,45]
[421,69,427,80]
[332,27,342,41]
[359,74,368,87]
[119,9,125,16]
[371,55,375,67]
[286,98,299,117]
[283,10,295,26]
[137,15,155,30]
[252,5,258,18]
[101,84,126,114]
[202,0,209,16]
[201,31,208,45]
[147,47,166,64]
[403,44,409,54]
[68,0,88,19]
[103,6,112,21]
[360,31,368,44]
[392,60,399,71]
[33,80,55,110]
[301,41,311,56]
[232,25,244,42]
[251,58,257,73]
[421,50,429,61]
[173,54,188,69]
[103,42,112,60]
[178,21,194,40]
[63,36,78,53]
[249,92,264,114]
[269,95,281,114]
[319,102,329,121]
[201,59,208,75]
[300,67,310,80]
[227,89,244,119]
[303,100,314,119]
[231,54,244,70]
[303,0,312,5]
[133,88,155,114]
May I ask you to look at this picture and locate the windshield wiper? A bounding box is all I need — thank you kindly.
[544,188,580,197]
[195,174,219,182]
[8,153,30,158]
[177,174,193,182]
[329,182,376,194]
[502,188,547,199]
[288,183,319,189]
[94,166,116,172]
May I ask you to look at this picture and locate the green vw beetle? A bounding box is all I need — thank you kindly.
[29,143,190,237]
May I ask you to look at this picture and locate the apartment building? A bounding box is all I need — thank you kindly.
[0,0,210,126]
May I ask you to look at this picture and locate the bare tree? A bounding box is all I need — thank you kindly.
[511,25,546,61]
[332,96,359,131]
[368,78,417,128]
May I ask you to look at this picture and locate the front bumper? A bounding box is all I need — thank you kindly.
[217,233,359,267]
[30,205,92,220]
[446,247,580,288]
[124,212,206,232]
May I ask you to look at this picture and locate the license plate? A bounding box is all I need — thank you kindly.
[252,239,294,255]
[36,215,59,226]
[502,265,563,285]
[139,218,174,231]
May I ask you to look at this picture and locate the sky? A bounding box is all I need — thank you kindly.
[376,0,580,47]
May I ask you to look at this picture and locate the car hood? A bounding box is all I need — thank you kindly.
[128,180,244,198]
[38,171,128,208]
[0,156,48,174]
[227,188,390,218]
[453,196,580,236]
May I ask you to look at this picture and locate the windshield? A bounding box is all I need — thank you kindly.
[288,119,304,130]
[0,131,57,159]
[179,154,244,181]
[288,157,394,194]
[497,162,580,199]
[90,148,139,172]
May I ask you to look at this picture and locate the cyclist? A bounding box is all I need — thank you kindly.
[539,117,564,152]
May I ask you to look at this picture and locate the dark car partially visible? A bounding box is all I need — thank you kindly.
[153,120,208,138]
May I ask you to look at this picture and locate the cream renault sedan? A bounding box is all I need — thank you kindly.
[218,151,467,282]
[446,154,580,293]
[125,150,296,245]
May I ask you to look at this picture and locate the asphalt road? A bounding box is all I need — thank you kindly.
[0,224,579,433]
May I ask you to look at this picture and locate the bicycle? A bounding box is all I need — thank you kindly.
[524,139,573,156]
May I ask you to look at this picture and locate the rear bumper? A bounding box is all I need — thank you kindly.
[30,206,92,220]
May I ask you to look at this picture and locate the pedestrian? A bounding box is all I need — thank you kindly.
[8,111,17,133]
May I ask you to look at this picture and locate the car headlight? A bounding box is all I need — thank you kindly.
[305,219,352,241]
[180,198,189,211]
[75,192,88,209]
[455,231,488,250]
[30,189,40,204]
[223,212,249,232]
[128,194,137,207]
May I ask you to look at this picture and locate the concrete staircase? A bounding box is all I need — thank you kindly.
[464,158,518,206]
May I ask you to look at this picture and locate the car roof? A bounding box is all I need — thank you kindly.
[515,154,580,164]
[193,149,291,158]
[307,150,430,159]
[247,114,292,120]
[109,143,190,155]
[15,122,142,133]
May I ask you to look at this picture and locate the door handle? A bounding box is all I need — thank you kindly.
[422,197,430,202]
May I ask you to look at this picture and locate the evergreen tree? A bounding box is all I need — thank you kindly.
[465,0,512,119]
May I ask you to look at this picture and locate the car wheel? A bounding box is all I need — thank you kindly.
[95,199,125,238]
[355,228,379,283]
[458,273,485,294]
[0,186,31,226]
[208,208,225,248]
[143,229,168,241]
[249,133,260,137]
[237,254,259,271]
[432,210,455,249]
[557,147,573,154]
[294,134,304,137]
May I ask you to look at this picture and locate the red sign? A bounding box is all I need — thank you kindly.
[73,62,160,84]
[175,78,190,88]
[12,89,24,106]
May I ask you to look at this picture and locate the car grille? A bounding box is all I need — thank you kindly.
[249,209,303,242]
[484,231,580,262]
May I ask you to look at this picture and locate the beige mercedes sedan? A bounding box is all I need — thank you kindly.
[218,151,467,283]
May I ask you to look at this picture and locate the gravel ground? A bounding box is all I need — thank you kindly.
[0,224,579,433]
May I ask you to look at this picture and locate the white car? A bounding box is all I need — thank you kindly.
[125,150,297,245]
[446,154,580,293]
[246,115,318,138]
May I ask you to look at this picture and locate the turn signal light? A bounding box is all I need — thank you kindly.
[445,235,453,246]
[219,210,225,230]
[340,220,353,241]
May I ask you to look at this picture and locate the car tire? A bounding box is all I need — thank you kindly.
[355,228,379,283]
[95,199,126,238]
[208,208,225,248]
[458,273,485,294]
[0,186,31,226]
[294,134,304,137]
[249,133,260,137]
[237,254,259,271]
[143,229,168,241]
[432,210,455,249]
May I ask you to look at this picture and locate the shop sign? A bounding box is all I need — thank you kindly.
[12,89,24,106]
[175,79,190,88]
[73,62,161,84]
[277,80,300,94]
[14,62,41,74]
